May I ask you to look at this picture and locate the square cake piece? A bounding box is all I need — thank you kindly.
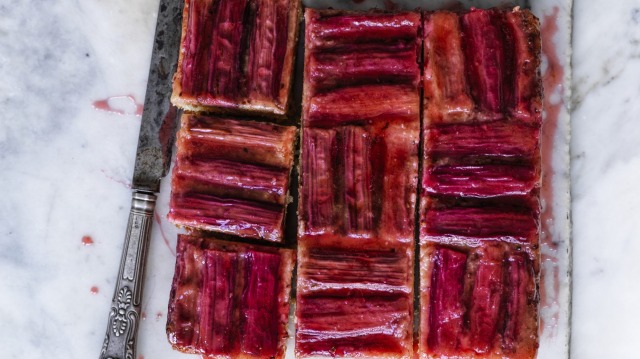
[166,234,295,359]
[168,114,297,242]
[296,9,421,359]
[419,8,542,359]
[171,0,301,118]
[419,243,538,359]
[296,245,415,358]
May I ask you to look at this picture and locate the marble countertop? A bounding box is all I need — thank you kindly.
[0,0,638,358]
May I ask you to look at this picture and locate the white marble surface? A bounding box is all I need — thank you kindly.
[571,1,640,358]
[0,0,636,358]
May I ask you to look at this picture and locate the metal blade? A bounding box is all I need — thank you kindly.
[132,0,184,193]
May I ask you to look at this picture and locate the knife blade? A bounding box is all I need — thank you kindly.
[98,0,183,358]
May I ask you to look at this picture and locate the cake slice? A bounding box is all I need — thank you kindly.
[168,114,297,242]
[171,0,301,118]
[423,8,542,124]
[166,234,295,359]
[419,244,538,359]
[296,244,414,358]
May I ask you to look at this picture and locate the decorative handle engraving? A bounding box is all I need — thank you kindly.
[99,191,156,359]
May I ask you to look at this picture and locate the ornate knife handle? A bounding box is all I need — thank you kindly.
[99,191,157,359]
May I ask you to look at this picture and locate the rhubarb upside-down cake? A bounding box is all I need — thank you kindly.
[171,0,301,118]
[163,4,544,359]
[166,235,295,359]
[420,8,542,359]
[296,10,421,358]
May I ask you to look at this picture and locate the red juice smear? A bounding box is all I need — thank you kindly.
[81,235,94,246]
[90,286,99,295]
[539,6,564,327]
[92,95,144,116]
[101,169,132,189]
[540,253,560,333]
[156,311,163,321]
[540,6,562,250]
[538,256,552,303]
[154,212,176,256]
[141,311,147,320]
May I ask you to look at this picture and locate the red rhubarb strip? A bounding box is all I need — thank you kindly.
[309,48,419,91]
[180,0,216,97]
[169,193,284,242]
[240,250,281,356]
[180,115,296,169]
[379,123,420,243]
[306,84,419,127]
[427,248,467,353]
[423,206,537,241]
[425,164,538,198]
[246,0,291,103]
[199,250,238,354]
[298,247,410,292]
[175,158,289,205]
[342,126,374,235]
[311,40,419,58]
[503,252,536,352]
[423,12,474,123]
[461,9,507,117]
[167,238,204,350]
[205,0,249,100]
[504,11,542,123]
[306,11,420,48]
[300,128,336,235]
[268,0,290,102]
[426,121,539,160]
[468,249,504,353]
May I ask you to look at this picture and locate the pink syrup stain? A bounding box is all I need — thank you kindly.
[90,286,100,295]
[540,6,563,251]
[81,235,94,246]
[101,169,133,189]
[539,6,564,336]
[93,95,144,116]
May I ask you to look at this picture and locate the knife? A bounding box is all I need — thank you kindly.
[98,0,183,358]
